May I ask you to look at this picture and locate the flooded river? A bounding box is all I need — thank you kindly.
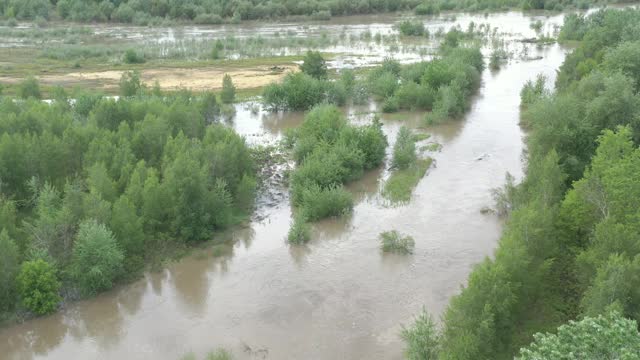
[0,11,570,360]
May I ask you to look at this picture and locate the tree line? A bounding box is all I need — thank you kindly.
[0,0,628,25]
[0,76,255,318]
[402,7,640,359]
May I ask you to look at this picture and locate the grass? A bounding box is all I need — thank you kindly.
[380,230,415,254]
[383,158,433,203]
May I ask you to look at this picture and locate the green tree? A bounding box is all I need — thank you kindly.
[18,76,41,100]
[401,309,440,360]
[110,195,145,272]
[220,74,236,104]
[0,230,20,312]
[300,51,328,80]
[517,312,640,359]
[119,70,142,97]
[71,220,124,295]
[17,259,61,315]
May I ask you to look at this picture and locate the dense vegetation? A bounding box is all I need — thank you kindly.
[285,105,387,243]
[403,7,640,359]
[383,127,433,203]
[0,76,256,318]
[0,0,628,24]
[368,45,483,125]
[263,37,483,121]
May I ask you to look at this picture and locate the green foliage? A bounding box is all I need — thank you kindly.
[119,70,142,97]
[392,126,417,170]
[517,312,640,360]
[18,76,41,100]
[0,85,255,317]
[300,51,328,80]
[520,74,547,110]
[380,230,415,254]
[288,213,311,244]
[397,20,426,37]
[71,219,124,295]
[17,259,60,315]
[220,74,236,104]
[123,49,145,64]
[262,72,327,111]
[402,309,440,360]
[0,230,19,312]
[206,349,233,360]
[414,3,440,15]
[383,158,432,203]
[423,9,640,360]
[288,105,387,238]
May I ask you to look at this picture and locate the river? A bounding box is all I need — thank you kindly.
[0,10,570,360]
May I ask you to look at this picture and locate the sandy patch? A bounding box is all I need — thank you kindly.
[1,64,298,92]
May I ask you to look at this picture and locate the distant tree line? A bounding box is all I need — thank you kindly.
[0,0,631,24]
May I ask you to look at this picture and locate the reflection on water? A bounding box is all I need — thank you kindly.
[0,10,573,360]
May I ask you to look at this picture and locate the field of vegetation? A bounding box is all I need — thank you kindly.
[402,7,640,359]
[0,76,256,319]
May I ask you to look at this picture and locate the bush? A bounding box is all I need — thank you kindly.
[300,184,353,221]
[520,74,547,109]
[288,213,311,244]
[300,50,328,80]
[401,309,440,360]
[397,20,426,36]
[392,126,417,170]
[220,74,236,104]
[71,219,124,295]
[262,72,327,111]
[18,76,41,100]
[119,70,142,97]
[380,230,415,254]
[0,230,19,312]
[123,49,145,64]
[369,71,399,98]
[17,259,61,315]
[382,96,399,113]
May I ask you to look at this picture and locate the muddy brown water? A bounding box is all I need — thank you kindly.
[0,11,571,360]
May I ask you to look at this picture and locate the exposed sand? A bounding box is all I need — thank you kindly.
[0,64,298,92]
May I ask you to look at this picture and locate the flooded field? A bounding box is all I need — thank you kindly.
[0,10,570,360]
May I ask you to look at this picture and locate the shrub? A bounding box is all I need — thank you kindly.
[392,126,417,170]
[300,184,353,221]
[382,96,399,113]
[262,72,327,111]
[520,74,547,109]
[18,76,41,100]
[123,48,145,64]
[397,20,426,36]
[0,230,19,312]
[220,74,236,104]
[401,309,440,360]
[380,230,415,254]
[17,259,61,315]
[300,50,328,80]
[71,220,124,295]
[369,71,399,98]
[119,70,142,97]
[288,213,311,244]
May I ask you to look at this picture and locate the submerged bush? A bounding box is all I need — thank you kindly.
[288,213,311,244]
[401,309,440,360]
[380,230,415,254]
[392,126,418,170]
[397,20,426,37]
